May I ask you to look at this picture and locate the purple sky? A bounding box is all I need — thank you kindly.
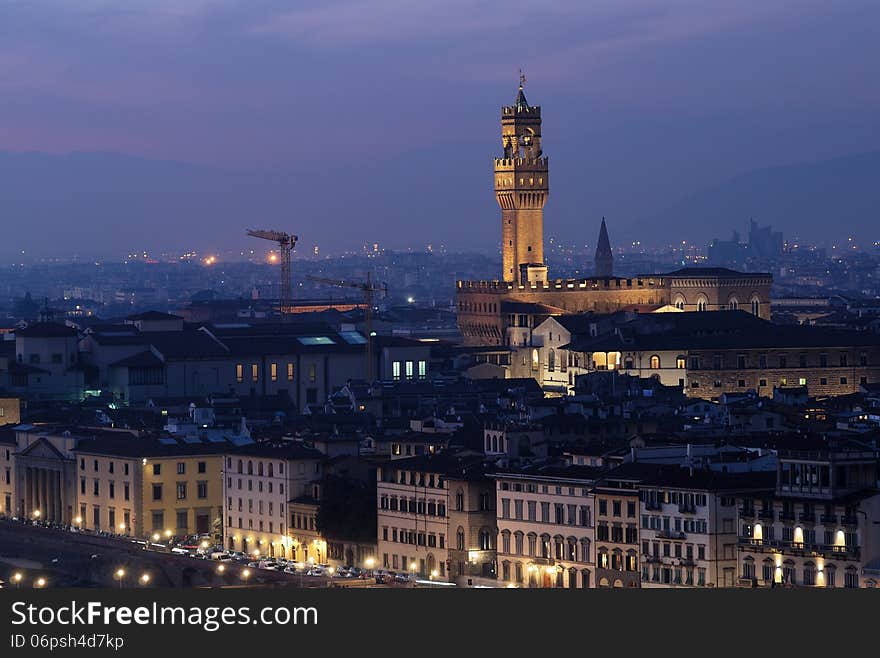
[1,1,879,259]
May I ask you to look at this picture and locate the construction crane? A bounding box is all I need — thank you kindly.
[246,229,298,315]
[306,272,387,383]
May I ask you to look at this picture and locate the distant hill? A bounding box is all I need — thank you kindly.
[634,150,880,245]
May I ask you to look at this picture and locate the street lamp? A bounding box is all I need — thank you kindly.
[33,510,41,520]
[34,577,47,588]
[139,573,151,586]
[241,568,251,583]
[118,523,126,534]
[152,532,161,543]
[217,564,226,574]
[409,561,418,580]
[114,568,126,589]
[74,516,83,527]
[11,572,23,588]
[164,529,172,539]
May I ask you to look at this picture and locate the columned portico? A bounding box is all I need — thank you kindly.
[23,466,66,523]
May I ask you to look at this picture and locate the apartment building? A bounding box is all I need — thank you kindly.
[377,453,491,580]
[142,442,228,541]
[493,465,599,588]
[222,440,324,560]
[72,437,147,536]
[593,470,642,587]
[631,464,774,588]
[738,441,880,588]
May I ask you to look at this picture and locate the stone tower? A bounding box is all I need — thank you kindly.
[595,217,614,277]
[495,75,549,284]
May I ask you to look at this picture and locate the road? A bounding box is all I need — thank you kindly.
[0,519,342,589]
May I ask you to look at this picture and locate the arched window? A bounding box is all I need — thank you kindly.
[479,529,492,550]
[531,348,539,371]
[514,531,524,555]
[676,356,686,369]
[455,490,464,511]
[548,348,556,372]
[258,462,263,476]
[456,527,465,551]
[580,538,591,563]
[237,460,243,474]
[728,296,739,310]
[649,355,661,369]
[696,296,708,312]
[247,461,253,475]
[501,530,511,554]
[673,294,686,310]
[751,297,760,316]
[268,463,273,477]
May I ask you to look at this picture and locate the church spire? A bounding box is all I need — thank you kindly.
[595,217,614,277]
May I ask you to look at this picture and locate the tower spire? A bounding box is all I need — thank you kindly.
[515,69,529,110]
[595,217,614,277]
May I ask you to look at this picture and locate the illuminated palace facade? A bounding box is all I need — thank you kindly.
[456,81,772,347]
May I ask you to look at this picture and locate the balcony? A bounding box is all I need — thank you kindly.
[779,511,796,521]
[841,515,858,526]
[678,503,696,515]
[739,507,756,518]
[798,513,816,524]
[658,530,686,540]
[819,514,837,525]
[644,501,663,511]
[824,544,860,559]
[758,509,775,521]
[739,537,860,559]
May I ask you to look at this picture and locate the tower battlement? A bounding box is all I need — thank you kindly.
[502,105,541,117]
[493,157,549,169]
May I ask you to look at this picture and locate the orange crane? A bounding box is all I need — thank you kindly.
[306,272,387,382]
[247,229,298,315]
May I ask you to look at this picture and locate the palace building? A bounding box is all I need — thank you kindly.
[456,80,772,346]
